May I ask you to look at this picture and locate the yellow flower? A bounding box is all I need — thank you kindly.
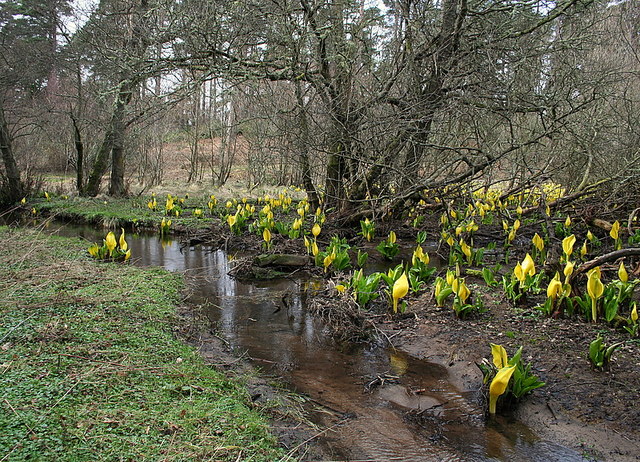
[124,249,131,261]
[455,226,463,236]
[547,273,563,300]
[490,343,508,369]
[563,261,574,280]
[311,241,319,256]
[513,219,521,231]
[587,230,595,241]
[20,197,26,205]
[587,267,605,322]
[435,279,443,298]
[412,245,429,265]
[610,221,620,240]
[446,270,455,287]
[457,280,470,304]
[513,264,525,283]
[460,240,472,260]
[562,235,576,257]
[516,205,523,215]
[392,272,409,313]
[119,228,128,252]
[336,284,347,294]
[521,253,535,277]
[227,214,237,227]
[263,228,271,243]
[323,253,335,272]
[580,240,587,257]
[446,236,455,246]
[451,277,460,294]
[489,365,517,414]
[312,223,321,238]
[389,231,397,244]
[618,261,628,283]
[532,233,544,252]
[105,232,117,253]
[564,216,571,227]
[631,304,638,323]
[88,244,99,258]
[587,268,604,299]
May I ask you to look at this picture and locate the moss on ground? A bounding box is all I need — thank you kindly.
[34,195,215,231]
[0,227,284,461]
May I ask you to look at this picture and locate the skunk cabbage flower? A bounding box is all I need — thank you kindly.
[521,254,535,278]
[457,280,470,304]
[490,343,508,369]
[618,261,628,283]
[105,232,117,253]
[587,267,605,322]
[562,235,576,257]
[610,221,620,240]
[489,365,516,415]
[547,273,563,300]
[392,272,409,313]
[119,228,128,252]
[532,233,544,252]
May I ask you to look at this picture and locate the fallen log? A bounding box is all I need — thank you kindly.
[254,254,311,267]
[568,248,640,285]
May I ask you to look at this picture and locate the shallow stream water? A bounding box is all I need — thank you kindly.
[49,222,586,461]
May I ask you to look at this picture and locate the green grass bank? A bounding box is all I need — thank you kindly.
[0,227,284,461]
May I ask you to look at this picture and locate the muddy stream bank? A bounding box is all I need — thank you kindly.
[52,222,589,461]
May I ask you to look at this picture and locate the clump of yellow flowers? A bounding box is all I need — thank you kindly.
[88,228,131,262]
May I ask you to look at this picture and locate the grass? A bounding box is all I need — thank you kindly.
[0,226,284,461]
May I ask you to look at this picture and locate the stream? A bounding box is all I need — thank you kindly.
[51,222,586,461]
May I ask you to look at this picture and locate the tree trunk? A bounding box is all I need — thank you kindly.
[324,144,347,211]
[0,104,23,203]
[108,107,127,196]
[71,116,84,192]
[84,82,132,197]
[294,81,320,210]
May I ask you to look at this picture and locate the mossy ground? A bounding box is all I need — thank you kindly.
[0,227,284,461]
